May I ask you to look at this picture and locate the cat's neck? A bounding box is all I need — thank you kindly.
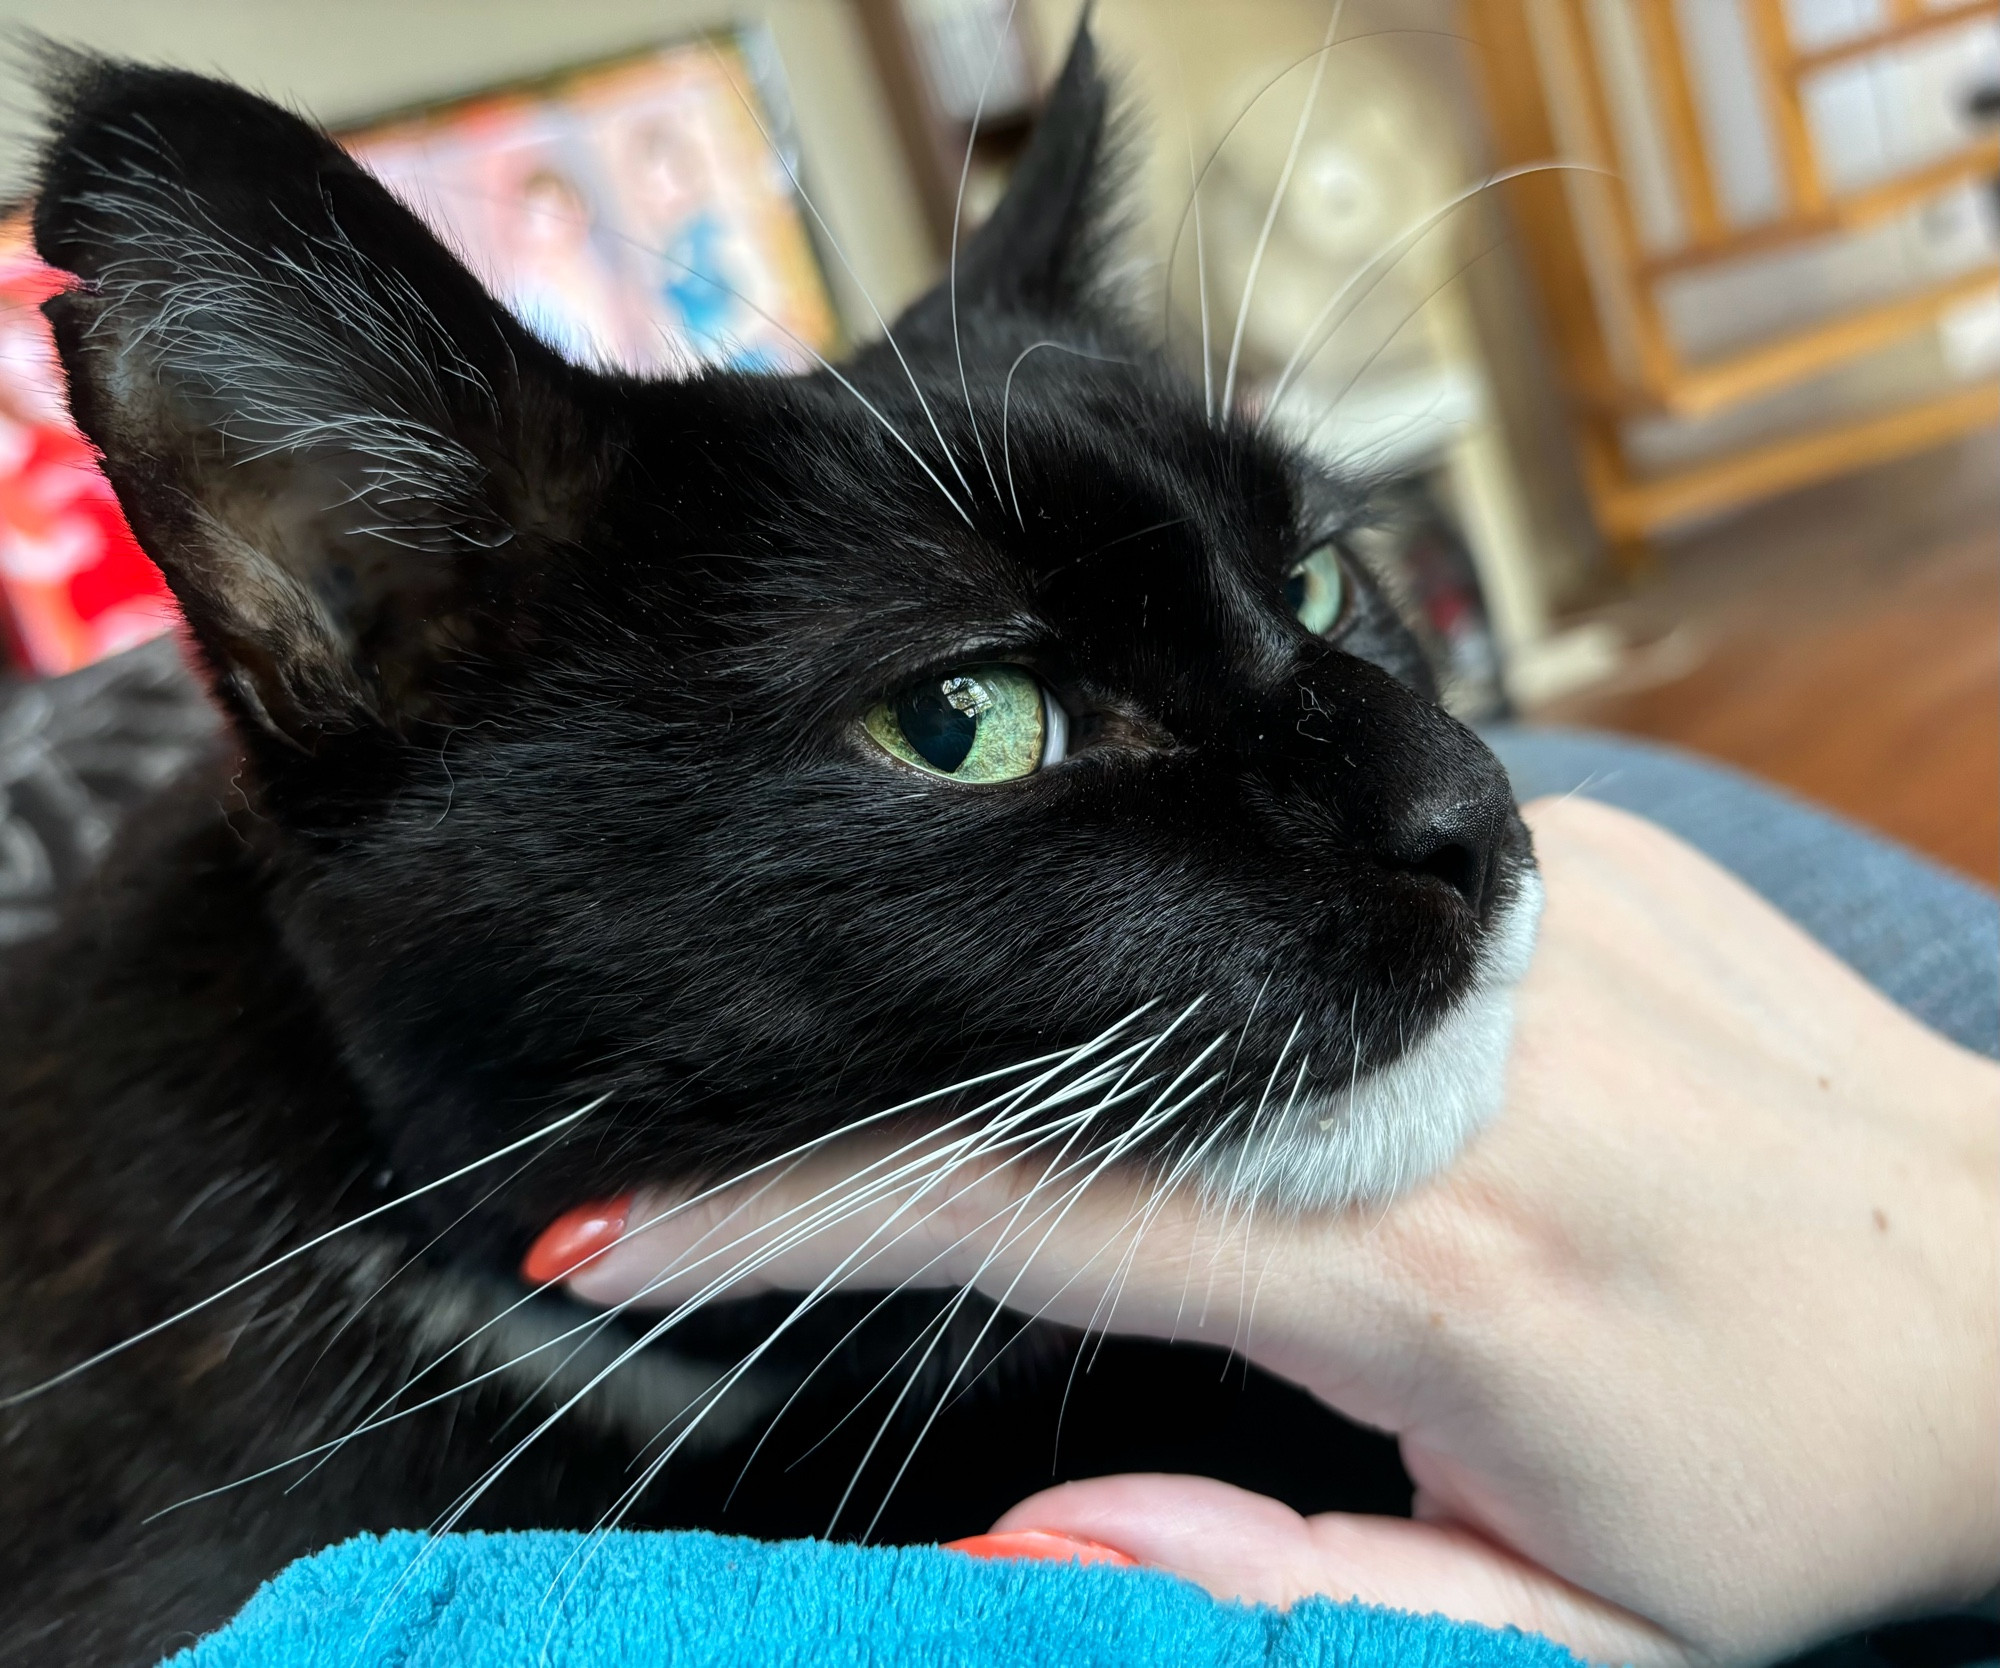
[0,767,756,1465]
[0,765,382,1339]
[0,770,689,1664]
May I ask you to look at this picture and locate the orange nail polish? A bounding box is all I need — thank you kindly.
[943,1530,1138,1568]
[521,1195,633,1285]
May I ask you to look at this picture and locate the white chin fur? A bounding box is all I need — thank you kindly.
[1199,868,1544,1213]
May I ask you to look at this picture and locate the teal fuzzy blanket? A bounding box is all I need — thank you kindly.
[162,1529,1587,1667]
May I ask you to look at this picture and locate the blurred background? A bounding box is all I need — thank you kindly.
[0,0,1993,897]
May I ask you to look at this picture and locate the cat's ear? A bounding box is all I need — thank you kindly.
[32,53,609,746]
[893,21,1128,332]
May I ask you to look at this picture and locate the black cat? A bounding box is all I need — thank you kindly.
[0,30,1536,1666]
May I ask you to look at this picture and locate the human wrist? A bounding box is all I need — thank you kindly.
[1921,1053,2000,1608]
[1228,1029,2000,1661]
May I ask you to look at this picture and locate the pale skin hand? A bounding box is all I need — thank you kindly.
[569,798,2000,1666]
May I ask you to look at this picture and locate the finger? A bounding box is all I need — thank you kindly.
[991,1474,1687,1668]
[562,1149,1026,1307]
[558,1131,1444,1417]
[561,1140,1240,1342]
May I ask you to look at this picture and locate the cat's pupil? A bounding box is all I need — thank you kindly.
[1283,572,1309,615]
[894,676,993,774]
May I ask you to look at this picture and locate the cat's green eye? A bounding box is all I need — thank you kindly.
[1284,544,1348,636]
[864,665,1063,782]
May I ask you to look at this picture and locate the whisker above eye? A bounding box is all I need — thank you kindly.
[1297,233,1503,449]
[703,42,979,513]
[1176,53,1216,424]
[1221,0,1348,417]
[1159,20,1483,377]
[1001,339,1133,527]
[949,0,1023,512]
[405,169,975,527]
[1265,160,1607,411]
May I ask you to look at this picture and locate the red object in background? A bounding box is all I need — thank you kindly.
[0,214,177,677]
[944,1531,1140,1568]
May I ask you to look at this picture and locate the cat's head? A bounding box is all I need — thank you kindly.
[33,31,1536,1250]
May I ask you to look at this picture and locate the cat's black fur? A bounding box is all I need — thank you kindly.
[0,30,1532,1664]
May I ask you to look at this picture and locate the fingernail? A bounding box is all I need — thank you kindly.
[521,1195,634,1286]
[944,1530,1138,1568]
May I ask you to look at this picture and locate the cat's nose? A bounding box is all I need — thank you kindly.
[1375,770,1513,921]
[1279,648,1519,921]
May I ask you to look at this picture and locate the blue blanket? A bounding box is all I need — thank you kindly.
[164,1530,1588,1668]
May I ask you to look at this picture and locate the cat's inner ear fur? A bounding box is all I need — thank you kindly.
[891,21,1133,337]
[33,52,607,744]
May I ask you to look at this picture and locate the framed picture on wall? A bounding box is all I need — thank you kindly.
[345,31,842,376]
[0,28,842,676]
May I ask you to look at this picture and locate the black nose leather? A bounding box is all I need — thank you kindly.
[1277,646,1518,921]
[1379,777,1512,921]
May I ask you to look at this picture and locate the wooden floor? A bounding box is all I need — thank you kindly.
[1534,431,1999,887]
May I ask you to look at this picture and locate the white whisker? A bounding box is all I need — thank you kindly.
[949,0,1021,508]
[1,1098,605,1410]
[1206,1008,1303,1333]
[1220,974,1273,1137]
[1266,161,1604,410]
[722,1074,1172,1491]
[1224,1013,1305,1203]
[1173,45,1215,423]
[1158,23,1474,381]
[1020,1039,1243,1397]
[1224,1052,1309,1362]
[1046,1096,1242,1452]
[151,1027,1158,1520]
[303,1140,558,1385]
[1157,1112,1248,1348]
[847,1056,1226,1539]
[542,1096,1123,1591]
[705,42,980,511]
[556,1006,1215,1571]
[1298,233,1503,437]
[829,1106,1115,1536]
[1000,339,1129,527]
[387,1007,1194,1612]
[1220,0,1347,415]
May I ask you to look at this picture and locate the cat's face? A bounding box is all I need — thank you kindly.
[34,33,1535,1254]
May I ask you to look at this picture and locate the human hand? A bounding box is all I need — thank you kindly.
[565,798,2000,1665]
